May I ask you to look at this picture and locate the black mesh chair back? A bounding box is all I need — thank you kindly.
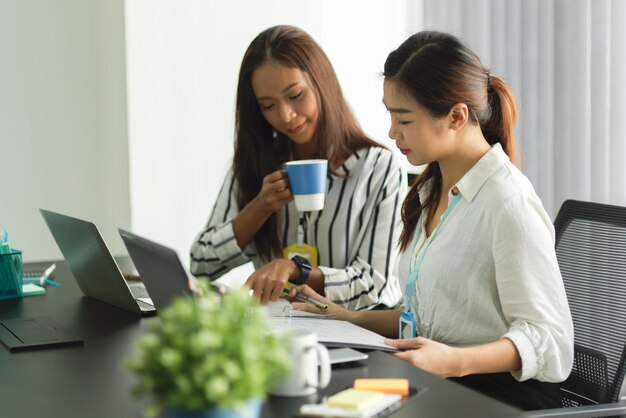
[554,200,626,407]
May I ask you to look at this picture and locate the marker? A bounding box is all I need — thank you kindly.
[1,230,9,254]
[282,289,328,310]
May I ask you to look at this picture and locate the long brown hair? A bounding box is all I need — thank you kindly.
[383,31,519,251]
[234,25,380,262]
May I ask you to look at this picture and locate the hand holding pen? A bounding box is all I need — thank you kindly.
[286,286,356,323]
[282,284,347,318]
[282,288,328,310]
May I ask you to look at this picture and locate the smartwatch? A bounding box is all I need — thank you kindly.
[289,255,312,285]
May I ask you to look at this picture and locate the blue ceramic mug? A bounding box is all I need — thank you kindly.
[285,159,328,212]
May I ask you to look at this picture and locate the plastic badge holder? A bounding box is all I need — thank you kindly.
[0,249,24,300]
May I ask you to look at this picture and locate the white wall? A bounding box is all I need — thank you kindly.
[125,0,417,285]
[0,0,419,273]
[0,0,131,261]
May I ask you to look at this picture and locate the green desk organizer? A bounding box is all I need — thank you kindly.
[0,249,23,300]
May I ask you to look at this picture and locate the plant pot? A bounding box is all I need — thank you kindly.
[165,398,262,418]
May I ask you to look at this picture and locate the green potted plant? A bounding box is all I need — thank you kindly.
[125,280,290,418]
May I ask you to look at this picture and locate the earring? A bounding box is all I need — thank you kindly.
[272,129,278,139]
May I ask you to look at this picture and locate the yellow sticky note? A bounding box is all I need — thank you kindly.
[354,378,409,398]
[326,388,385,411]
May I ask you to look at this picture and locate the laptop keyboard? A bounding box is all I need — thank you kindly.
[127,281,150,299]
[137,299,154,311]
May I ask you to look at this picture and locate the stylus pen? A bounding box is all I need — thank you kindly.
[282,289,328,310]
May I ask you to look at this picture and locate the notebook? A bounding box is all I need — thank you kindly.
[0,317,83,352]
[39,209,155,316]
[118,228,193,312]
[268,316,400,352]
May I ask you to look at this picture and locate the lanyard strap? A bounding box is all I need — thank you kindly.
[404,193,462,312]
[297,213,307,247]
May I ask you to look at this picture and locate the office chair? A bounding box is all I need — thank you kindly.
[528,199,626,417]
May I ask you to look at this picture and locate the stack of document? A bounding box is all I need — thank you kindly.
[300,388,402,418]
[265,299,398,352]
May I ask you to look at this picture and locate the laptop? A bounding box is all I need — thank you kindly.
[39,209,155,316]
[118,228,192,312]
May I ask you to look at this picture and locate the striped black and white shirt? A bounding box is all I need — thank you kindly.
[190,146,406,310]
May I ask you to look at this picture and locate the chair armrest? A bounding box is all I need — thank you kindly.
[525,400,626,417]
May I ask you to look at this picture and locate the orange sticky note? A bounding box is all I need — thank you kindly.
[353,378,410,398]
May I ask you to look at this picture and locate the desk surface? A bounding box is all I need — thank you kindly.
[0,262,521,418]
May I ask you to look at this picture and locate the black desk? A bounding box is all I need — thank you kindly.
[0,262,522,418]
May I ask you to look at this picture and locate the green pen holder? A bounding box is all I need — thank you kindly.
[0,249,23,300]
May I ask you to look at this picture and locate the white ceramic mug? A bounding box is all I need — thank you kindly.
[269,328,331,397]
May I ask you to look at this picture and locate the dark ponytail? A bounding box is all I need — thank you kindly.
[384,31,518,251]
[483,76,518,165]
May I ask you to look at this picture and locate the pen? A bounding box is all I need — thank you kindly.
[282,289,328,310]
[39,263,58,286]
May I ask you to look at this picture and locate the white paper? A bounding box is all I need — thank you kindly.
[268,317,399,352]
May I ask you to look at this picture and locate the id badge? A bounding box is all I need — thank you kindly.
[283,243,318,267]
[399,310,418,339]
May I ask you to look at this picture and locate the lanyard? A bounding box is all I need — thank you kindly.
[400,194,461,338]
[297,212,308,248]
[284,212,319,266]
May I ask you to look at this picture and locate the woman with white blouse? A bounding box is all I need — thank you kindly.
[290,31,573,410]
[190,26,405,310]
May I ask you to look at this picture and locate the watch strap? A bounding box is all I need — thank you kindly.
[289,256,311,285]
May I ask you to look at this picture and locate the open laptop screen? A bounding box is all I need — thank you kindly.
[39,209,154,316]
[118,228,192,312]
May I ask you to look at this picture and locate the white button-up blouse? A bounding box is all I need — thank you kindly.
[398,144,574,382]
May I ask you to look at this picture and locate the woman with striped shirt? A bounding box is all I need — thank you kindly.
[190,25,405,310]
